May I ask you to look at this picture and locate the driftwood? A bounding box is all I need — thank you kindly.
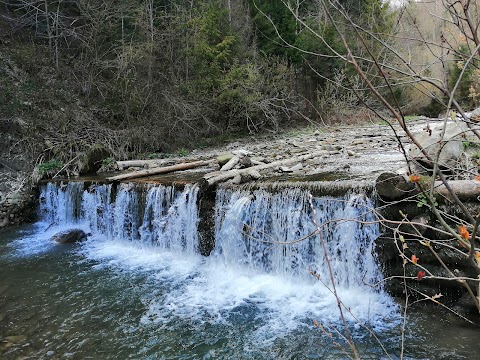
[376,172,480,201]
[434,180,480,201]
[107,160,213,182]
[251,159,266,166]
[220,156,240,171]
[201,151,325,188]
[116,159,174,170]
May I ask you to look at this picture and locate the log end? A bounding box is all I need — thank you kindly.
[376,172,416,200]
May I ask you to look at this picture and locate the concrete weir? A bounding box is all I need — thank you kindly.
[38,174,382,289]
[39,171,377,255]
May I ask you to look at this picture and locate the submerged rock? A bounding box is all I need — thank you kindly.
[3,335,27,343]
[0,334,27,352]
[52,229,88,244]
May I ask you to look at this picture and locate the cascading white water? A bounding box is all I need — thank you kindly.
[40,182,383,288]
[39,182,199,254]
[40,182,85,224]
[214,187,382,288]
[35,180,398,343]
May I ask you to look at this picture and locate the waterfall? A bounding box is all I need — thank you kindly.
[39,181,383,288]
[213,187,382,288]
[39,182,200,254]
[35,181,397,335]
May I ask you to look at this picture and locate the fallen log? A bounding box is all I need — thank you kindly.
[376,172,480,201]
[251,159,266,166]
[220,156,240,171]
[375,172,416,199]
[116,159,174,170]
[107,160,213,182]
[201,151,324,188]
[434,180,480,201]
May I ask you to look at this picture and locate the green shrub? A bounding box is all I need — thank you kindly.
[101,157,115,167]
[37,159,63,174]
[174,148,190,157]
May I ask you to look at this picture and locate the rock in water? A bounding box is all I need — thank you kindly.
[52,229,88,244]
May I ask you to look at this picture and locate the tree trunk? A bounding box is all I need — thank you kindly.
[376,172,480,201]
[107,160,213,182]
[220,156,240,171]
[116,159,175,170]
[434,180,480,201]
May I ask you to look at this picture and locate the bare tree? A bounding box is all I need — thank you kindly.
[1,0,81,67]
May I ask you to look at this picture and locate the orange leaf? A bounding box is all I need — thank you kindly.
[411,255,419,265]
[416,271,426,280]
[475,175,480,182]
[459,225,470,240]
[409,174,421,183]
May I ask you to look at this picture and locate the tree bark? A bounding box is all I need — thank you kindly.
[107,160,213,182]
[376,172,480,201]
[435,180,480,201]
[116,159,175,170]
[201,151,325,188]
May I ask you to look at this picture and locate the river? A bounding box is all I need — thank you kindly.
[0,182,479,359]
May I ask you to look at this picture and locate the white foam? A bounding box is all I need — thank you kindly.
[77,236,399,343]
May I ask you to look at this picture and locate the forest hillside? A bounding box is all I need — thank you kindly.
[0,0,478,176]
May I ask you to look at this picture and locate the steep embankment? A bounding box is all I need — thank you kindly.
[0,47,103,227]
[0,119,35,227]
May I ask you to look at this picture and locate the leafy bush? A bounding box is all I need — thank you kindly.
[37,159,62,175]
[174,148,190,157]
[101,157,115,167]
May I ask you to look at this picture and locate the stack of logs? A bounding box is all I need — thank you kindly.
[105,149,323,188]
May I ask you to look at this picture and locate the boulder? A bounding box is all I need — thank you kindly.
[52,229,88,244]
[408,122,466,169]
[239,156,252,168]
[5,191,24,206]
[375,172,416,200]
[467,107,480,121]
[0,217,9,228]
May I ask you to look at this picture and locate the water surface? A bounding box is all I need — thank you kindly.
[2,182,480,359]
